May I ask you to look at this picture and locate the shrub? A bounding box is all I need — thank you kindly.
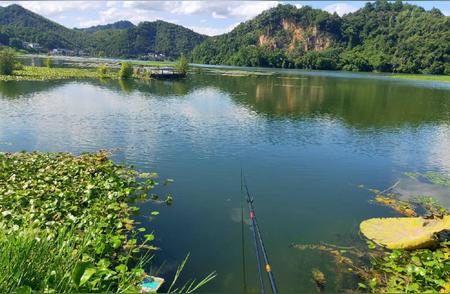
[0,47,19,75]
[175,54,189,74]
[118,62,133,79]
[97,63,108,76]
[44,56,53,68]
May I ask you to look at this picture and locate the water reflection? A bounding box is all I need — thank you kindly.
[1,70,449,128]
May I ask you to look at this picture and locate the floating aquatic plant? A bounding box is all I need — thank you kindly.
[405,171,450,188]
[0,66,116,81]
[0,151,160,292]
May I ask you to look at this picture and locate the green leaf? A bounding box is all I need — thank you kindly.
[144,234,155,241]
[72,262,94,287]
[369,278,377,289]
[358,283,367,289]
[80,267,97,286]
[111,236,122,249]
[151,211,159,216]
[115,264,128,273]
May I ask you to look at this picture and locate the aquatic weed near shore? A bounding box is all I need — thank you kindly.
[0,151,165,292]
[0,66,117,81]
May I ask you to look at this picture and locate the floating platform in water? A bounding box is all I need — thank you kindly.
[150,72,186,79]
[134,66,186,80]
[141,275,165,293]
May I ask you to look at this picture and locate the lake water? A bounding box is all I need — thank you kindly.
[1,67,449,292]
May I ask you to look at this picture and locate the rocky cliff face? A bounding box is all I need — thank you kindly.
[258,19,332,52]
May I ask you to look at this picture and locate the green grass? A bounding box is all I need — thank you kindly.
[390,74,450,82]
[0,228,80,293]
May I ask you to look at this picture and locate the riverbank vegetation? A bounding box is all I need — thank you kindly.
[118,62,133,79]
[175,55,189,75]
[0,48,187,81]
[0,151,162,292]
[0,47,20,75]
[294,171,450,293]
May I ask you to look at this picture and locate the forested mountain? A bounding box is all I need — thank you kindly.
[190,1,450,74]
[0,4,207,58]
[87,20,208,57]
[0,4,87,50]
[75,21,135,33]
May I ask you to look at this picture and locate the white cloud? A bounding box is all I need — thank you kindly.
[119,1,279,20]
[226,2,279,19]
[78,6,155,28]
[324,3,358,16]
[1,1,101,17]
[122,1,176,11]
[188,22,240,36]
[212,11,227,19]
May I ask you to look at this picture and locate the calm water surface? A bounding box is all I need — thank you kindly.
[1,67,450,292]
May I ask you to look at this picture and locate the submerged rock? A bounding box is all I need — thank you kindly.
[311,268,326,292]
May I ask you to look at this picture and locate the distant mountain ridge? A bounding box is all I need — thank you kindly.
[190,1,450,74]
[0,4,207,58]
[75,21,135,33]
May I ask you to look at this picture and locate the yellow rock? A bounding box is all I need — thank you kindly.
[360,216,450,250]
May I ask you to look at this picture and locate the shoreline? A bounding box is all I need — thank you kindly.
[10,55,450,84]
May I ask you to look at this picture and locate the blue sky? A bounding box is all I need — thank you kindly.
[1,1,449,35]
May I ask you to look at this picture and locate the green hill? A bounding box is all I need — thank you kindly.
[190,1,450,74]
[0,4,207,59]
[0,4,86,50]
[88,20,208,58]
[75,21,135,33]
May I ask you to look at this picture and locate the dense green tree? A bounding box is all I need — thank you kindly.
[175,54,189,74]
[0,47,18,75]
[118,62,133,79]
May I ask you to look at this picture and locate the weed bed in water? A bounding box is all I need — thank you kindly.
[0,151,161,292]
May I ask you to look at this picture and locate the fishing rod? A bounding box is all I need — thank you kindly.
[240,170,248,293]
[242,171,278,294]
[242,170,265,293]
